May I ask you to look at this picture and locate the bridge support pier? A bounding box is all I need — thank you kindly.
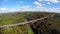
[21,24,28,34]
[28,18,48,34]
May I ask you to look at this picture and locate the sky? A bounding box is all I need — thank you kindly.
[0,0,60,13]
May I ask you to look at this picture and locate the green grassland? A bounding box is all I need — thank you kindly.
[0,12,60,34]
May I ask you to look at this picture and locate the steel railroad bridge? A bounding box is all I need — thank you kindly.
[0,16,49,34]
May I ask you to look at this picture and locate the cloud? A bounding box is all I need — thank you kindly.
[44,0,60,3]
[34,1,43,6]
[16,1,23,5]
[33,0,60,13]
[49,8,60,13]
[37,0,60,3]
[19,6,30,11]
[0,6,30,13]
[0,7,18,13]
[37,0,43,1]
[34,0,44,11]
[0,7,9,13]
[36,6,42,8]
[50,0,60,3]
[34,0,43,10]
[0,6,60,13]
[32,7,60,13]
[44,0,50,1]
[0,7,8,11]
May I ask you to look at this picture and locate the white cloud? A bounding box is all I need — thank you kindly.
[33,1,43,11]
[44,0,60,3]
[0,7,8,11]
[33,0,60,13]
[19,6,30,11]
[37,0,43,1]
[49,8,60,13]
[44,0,50,1]
[34,1,43,6]
[0,6,30,13]
[36,6,42,8]
[37,0,60,3]
[16,1,23,5]
[0,7,9,13]
[32,7,60,13]
[34,0,45,11]
[0,7,18,13]
[0,6,60,13]
[50,0,59,3]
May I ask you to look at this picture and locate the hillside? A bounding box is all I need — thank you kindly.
[0,12,60,34]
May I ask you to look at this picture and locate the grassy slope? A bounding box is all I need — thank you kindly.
[0,12,33,34]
